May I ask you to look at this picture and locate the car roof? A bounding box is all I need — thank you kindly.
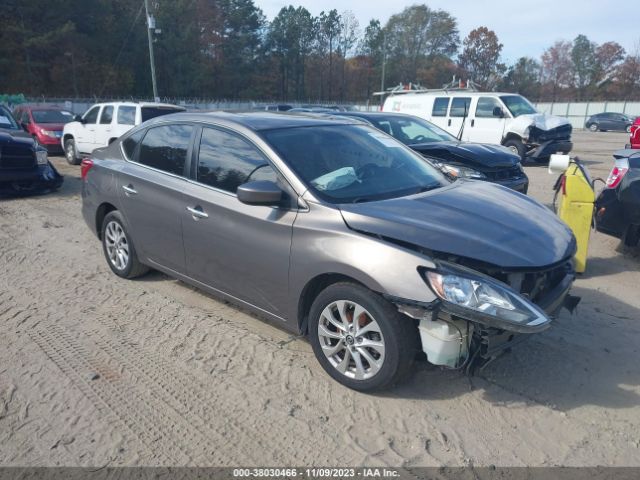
[142,111,360,131]
[91,101,184,109]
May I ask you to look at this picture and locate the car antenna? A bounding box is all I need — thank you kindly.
[457,102,468,141]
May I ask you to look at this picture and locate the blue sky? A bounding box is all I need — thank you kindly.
[260,0,638,64]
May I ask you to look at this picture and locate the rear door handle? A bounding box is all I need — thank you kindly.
[187,206,209,219]
[122,185,137,195]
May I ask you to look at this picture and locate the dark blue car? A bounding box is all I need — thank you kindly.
[0,105,63,195]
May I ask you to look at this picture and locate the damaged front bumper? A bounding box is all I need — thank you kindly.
[389,267,579,372]
[526,139,573,160]
[0,162,64,195]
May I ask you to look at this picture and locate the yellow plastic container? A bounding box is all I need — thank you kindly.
[556,164,595,273]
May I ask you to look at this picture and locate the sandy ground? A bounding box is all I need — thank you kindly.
[0,130,639,468]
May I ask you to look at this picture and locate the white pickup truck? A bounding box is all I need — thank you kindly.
[62,101,185,164]
[383,91,572,162]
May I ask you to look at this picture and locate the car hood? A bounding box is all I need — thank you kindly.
[0,128,31,139]
[509,113,571,137]
[36,123,66,131]
[339,180,575,269]
[408,141,520,169]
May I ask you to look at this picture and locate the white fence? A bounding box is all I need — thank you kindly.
[534,101,640,130]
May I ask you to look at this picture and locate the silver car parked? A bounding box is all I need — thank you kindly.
[81,112,578,391]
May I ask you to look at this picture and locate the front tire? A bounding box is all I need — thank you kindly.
[503,138,526,161]
[101,211,149,279]
[64,138,80,165]
[589,124,599,132]
[308,282,416,391]
[626,125,632,134]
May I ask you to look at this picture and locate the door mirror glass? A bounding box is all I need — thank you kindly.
[493,106,504,118]
[237,180,283,206]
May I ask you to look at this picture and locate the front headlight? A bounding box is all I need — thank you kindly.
[438,163,487,180]
[36,150,48,165]
[40,129,57,138]
[425,268,549,328]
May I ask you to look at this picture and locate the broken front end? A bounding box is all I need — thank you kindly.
[393,257,579,373]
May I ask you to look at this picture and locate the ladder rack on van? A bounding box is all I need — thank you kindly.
[372,79,481,98]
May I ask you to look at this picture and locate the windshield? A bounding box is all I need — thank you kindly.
[500,95,537,117]
[0,107,20,130]
[262,125,449,204]
[370,115,457,145]
[32,110,74,124]
[141,106,185,122]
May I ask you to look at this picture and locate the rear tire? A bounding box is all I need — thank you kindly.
[308,282,416,391]
[64,138,80,165]
[101,211,149,279]
[623,224,639,248]
[589,124,599,132]
[503,138,526,161]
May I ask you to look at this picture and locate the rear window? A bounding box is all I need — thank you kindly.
[141,106,184,122]
[137,124,193,175]
[122,130,145,160]
[432,97,449,117]
[117,106,136,125]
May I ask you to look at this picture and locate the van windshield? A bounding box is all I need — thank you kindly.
[262,125,449,204]
[500,95,537,117]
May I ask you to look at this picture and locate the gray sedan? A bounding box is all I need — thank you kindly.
[81,112,578,391]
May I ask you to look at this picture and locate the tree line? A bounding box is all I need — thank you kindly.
[1,0,639,102]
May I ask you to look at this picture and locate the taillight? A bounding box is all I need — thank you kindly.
[80,158,94,180]
[605,158,629,189]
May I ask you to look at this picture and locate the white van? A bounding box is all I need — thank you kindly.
[62,102,185,164]
[382,91,572,161]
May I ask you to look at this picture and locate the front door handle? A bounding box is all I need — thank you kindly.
[470,119,475,127]
[187,206,209,219]
[448,119,452,127]
[122,185,137,195]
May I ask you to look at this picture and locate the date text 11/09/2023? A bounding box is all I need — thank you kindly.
[232,468,400,478]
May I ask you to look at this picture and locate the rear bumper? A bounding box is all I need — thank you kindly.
[595,188,626,239]
[0,163,63,194]
[527,139,573,160]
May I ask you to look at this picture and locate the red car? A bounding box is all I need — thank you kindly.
[631,117,640,149]
[13,106,74,154]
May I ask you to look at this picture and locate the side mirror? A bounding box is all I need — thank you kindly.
[237,180,283,206]
[75,115,84,123]
[493,106,505,118]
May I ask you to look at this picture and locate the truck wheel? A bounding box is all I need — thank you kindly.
[504,139,526,161]
[64,138,80,165]
[308,282,417,391]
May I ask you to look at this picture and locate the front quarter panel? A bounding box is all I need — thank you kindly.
[288,201,437,324]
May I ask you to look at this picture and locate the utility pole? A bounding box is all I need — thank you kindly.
[380,30,387,108]
[144,0,159,101]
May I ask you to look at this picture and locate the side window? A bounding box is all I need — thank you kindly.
[117,106,136,126]
[475,97,502,118]
[100,106,114,124]
[83,106,100,124]
[137,124,193,176]
[122,130,145,160]
[432,97,449,117]
[450,97,472,117]
[197,128,276,193]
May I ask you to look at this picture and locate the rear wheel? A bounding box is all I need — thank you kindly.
[626,125,632,134]
[101,211,149,279]
[64,138,80,165]
[589,124,599,132]
[308,282,416,391]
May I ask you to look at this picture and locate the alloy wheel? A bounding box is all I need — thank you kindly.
[104,221,130,271]
[65,142,75,163]
[317,300,385,380]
